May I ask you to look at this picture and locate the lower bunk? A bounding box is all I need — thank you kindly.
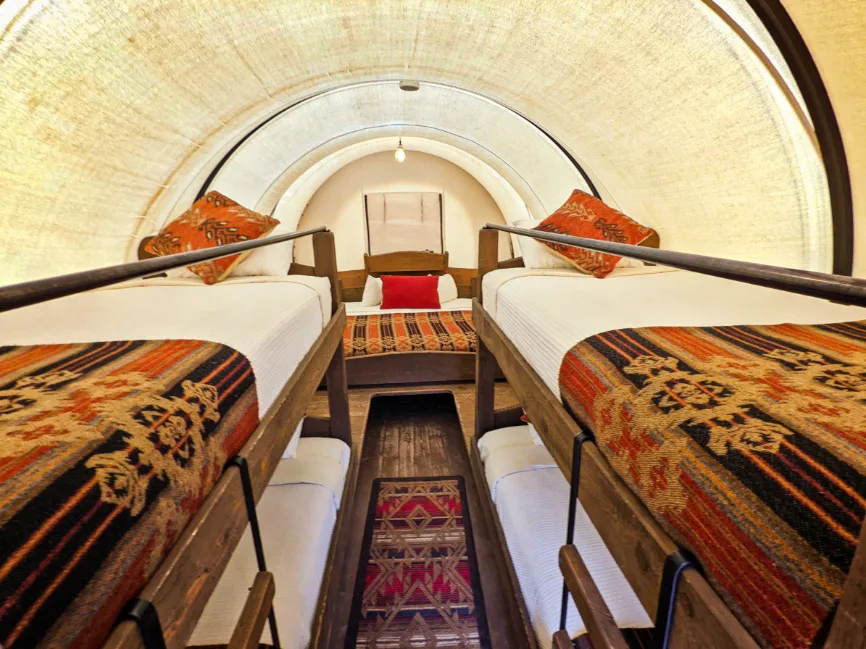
[470,424,653,649]
[189,435,353,649]
[474,262,866,648]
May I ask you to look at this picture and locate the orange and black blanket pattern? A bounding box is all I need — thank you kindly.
[559,321,866,649]
[0,340,260,649]
[344,311,476,357]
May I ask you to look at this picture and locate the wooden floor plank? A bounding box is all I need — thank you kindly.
[315,389,524,649]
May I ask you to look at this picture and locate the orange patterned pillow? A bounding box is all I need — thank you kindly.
[145,192,279,284]
[534,190,657,278]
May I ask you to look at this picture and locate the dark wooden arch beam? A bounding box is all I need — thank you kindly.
[742,0,854,275]
[194,81,602,202]
[193,9,853,274]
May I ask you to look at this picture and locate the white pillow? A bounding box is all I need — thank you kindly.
[514,219,571,269]
[231,221,294,277]
[515,218,645,270]
[361,275,383,306]
[438,273,459,304]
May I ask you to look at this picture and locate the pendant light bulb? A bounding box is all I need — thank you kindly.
[395,138,406,163]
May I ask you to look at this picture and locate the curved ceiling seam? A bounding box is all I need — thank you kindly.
[253,123,548,219]
[269,137,531,255]
[740,0,852,274]
[193,80,603,202]
[699,0,818,152]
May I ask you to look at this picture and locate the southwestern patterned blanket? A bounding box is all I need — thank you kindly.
[344,311,476,357]
[0,340,260,649]
[559,321,866,649]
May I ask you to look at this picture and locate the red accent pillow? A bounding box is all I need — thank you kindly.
[380,275,441,309]
[145,191,279,284]
[534,190,658,278]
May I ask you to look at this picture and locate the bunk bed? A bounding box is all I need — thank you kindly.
[473,226,866,649]
[0,229,354,649]
[336,250,478,386]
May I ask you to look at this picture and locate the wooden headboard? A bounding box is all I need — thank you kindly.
[339,251,478,302]
[364,251,449,276]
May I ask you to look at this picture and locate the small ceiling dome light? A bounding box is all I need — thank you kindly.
[395,137,406,163]
[399,80,420,92]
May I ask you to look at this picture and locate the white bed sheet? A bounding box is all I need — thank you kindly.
[480,427,651,649]
[0,276,332,416]
[188,438,350,649]
[345,297,472,315]
[483,267,866,398]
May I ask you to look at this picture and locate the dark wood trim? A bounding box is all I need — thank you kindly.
[485,225,866,306]
[552,630,574,649]
[313,231,342,312]
[103,307,348,649]
[310,442,359,649]
[227,572,275,649]
[560,545,629,649]
[468,433,537,649]
[472,299,758,649]
[325,343,351,444]
[741,0,853,276]
[363,250,449,275]
[826,520,866,647]
[477,229,500,306]
[0,227,329,315]
[345,353,476,387]
[498,256,525,270]
[289,262,317,276]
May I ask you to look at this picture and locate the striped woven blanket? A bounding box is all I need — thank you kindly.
[559,321,866,649]
[344,311,476,357]
[0,340,260,649]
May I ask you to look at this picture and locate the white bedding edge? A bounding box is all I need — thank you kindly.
[345,297,472,315]
[110,274,333,325]
[479,426,651,648]
[188,437,350,649]
[482,266,674,318]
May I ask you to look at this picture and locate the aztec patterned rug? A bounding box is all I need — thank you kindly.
[346,477,490,648]
[559,320,866,649]
[344,311,476,357]
[0,340,259,649]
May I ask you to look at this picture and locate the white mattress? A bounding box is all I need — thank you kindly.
[483,267,866,398]
[188,437,350,649]
[0,275,332,416]
[480,426,651,648]
[345,297,472,315]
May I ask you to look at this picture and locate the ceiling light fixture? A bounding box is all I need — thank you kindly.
[394,137,406,163]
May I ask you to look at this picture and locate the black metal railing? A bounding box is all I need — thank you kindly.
[486,224,866,307]
[0,226,328,314]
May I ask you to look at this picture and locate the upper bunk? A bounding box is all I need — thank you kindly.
[472,195,866,649]
[0,216,353,649]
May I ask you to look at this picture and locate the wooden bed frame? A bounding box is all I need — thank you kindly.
[473,227,866,649]
[339,250,478,386]
[95,231,354,649]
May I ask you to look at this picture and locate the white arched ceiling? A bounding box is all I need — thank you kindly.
[163,83,594,230]
[267,136,530,256]
[0,0,834,285]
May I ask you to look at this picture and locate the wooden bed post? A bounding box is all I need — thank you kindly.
[474,299,498,438]
[826,520,866,648]
[325,339,352,445]
[313,230,341,313]
[477,228,499,304]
